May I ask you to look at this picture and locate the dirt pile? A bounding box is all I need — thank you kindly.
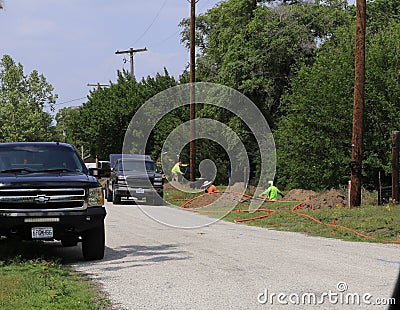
[281,188,346,209]
[305,189,346,209]
[283,189,318,201]
[182,192,243,209]
[166,182,347,210]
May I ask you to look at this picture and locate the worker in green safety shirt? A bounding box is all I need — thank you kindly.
[260,180,284,200]
[171,161,188,182]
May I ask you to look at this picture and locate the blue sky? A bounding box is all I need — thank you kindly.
[0,0,220,113]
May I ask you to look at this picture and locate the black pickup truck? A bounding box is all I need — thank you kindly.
[0,142,106,260]
[105,154,164,205]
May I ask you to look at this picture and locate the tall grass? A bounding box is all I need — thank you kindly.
[0,238,111,309]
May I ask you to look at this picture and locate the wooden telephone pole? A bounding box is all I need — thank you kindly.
[392,131,400,203]
[115,47,147,78]
[350,0,367,207]
[189,0,197,182]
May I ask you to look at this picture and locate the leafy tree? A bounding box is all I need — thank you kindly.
[180,0,352,127]
[363,20,400,183]
[54,106,84,146]
[275,25,355,190]
[178,0,353,185]
[56,69,178,161]
[0,55,57,142]
[276,13,400,191]
[367,0,400,35]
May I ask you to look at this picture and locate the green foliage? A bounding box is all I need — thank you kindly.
[276,25,355,190]
[367,0,400,34]
[54,0,400,192]
[55,69,178,161]
[0,55,57,142]
[177,0,353,186]
[276,8,400,190]
[363,21,400,179]
[181,0,352,126]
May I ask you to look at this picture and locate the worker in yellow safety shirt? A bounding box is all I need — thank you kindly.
[260,181,284,200]
[171,161,188,182]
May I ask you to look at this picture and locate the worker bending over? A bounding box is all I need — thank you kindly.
[201,180,217,193]
[171,161,188,182]
[260,181,283,200]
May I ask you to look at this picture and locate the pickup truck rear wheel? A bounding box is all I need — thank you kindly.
[106,186,113,202]
[148,195,164,206]
[113,189,121,204]
[61,237,78,247]
[82,223,105,261]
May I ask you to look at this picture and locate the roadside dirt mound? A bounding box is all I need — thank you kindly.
[163,182,174,190]
[228,182,256,195]
[169,183,346,210]
[306,189,346,209]
[283,189,318,201]
[182,192,244,209]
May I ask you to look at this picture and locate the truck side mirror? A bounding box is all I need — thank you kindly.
[89,168,99,177]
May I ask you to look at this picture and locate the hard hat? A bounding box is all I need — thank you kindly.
[268,180,274,185]
[201,180,212,188]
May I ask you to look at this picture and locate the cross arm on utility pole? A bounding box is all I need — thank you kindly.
[115,47,147,78]
[87,83,110,88]
[115,48,147,55]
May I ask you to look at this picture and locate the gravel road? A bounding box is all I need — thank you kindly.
[64,201,399,309]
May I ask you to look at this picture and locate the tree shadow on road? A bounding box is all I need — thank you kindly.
[94,244,191,270]
[0,238,190,269]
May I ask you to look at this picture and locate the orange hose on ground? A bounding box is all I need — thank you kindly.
[235,210,276,223]
[178,191,400,244]
[292,202,400,244]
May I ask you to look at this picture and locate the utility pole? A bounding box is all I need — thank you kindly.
[189,0,197,182]
[350,0,366,208]
[115,47,147,78]
[392,131,400,203]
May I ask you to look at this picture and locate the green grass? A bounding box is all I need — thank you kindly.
[165,188,400,243]
[224,204,400,243]
[0,239,111,310]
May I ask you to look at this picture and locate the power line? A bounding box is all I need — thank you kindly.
[132,0,169,46]
[55,97,87,106]
[51,2,350,112]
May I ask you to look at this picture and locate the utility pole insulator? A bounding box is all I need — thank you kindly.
[115,48,147,78]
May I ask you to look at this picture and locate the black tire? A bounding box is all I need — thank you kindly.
[61,238,78,247]
[82,223,105,261]
[106,186,113,202]
[148,195,164,206]
[113,189,121,205]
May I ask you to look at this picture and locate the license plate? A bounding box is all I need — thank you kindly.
[135,188,145,194]
[31,227,53,239]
